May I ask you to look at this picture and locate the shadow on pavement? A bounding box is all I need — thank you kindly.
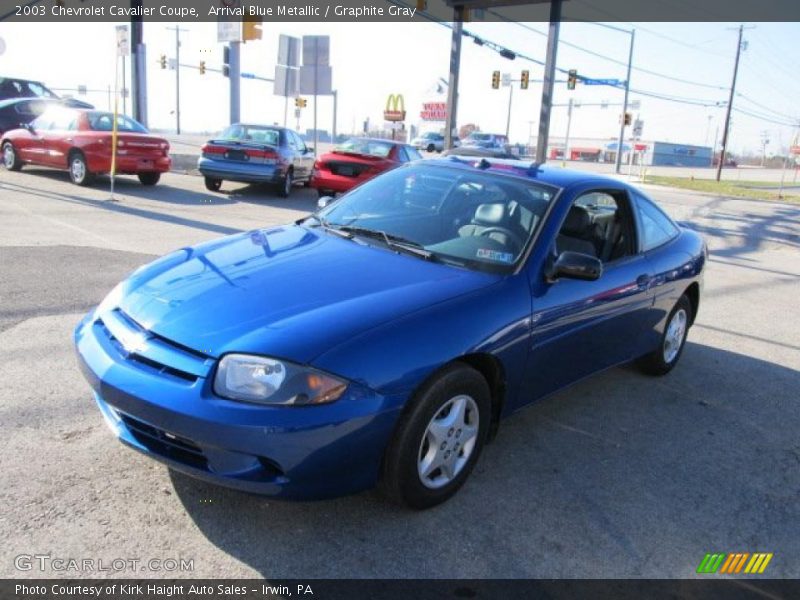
[169,342,800,578]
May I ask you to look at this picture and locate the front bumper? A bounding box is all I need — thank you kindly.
[197,156,285,184]
[74,310,402,500]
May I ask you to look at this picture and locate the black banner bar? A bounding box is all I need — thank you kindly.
[2,0,800,23]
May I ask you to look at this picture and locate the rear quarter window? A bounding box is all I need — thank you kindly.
[635,193,680,251]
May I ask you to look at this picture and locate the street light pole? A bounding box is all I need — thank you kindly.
[166,26,187,134]
[505,84,513,139]
[444,6,464,151]
[615,29,635,174]
[535,0,561,163]
[716,24,747,182]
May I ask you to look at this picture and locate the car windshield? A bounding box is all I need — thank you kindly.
[422,133,440,139]
[86,112,148,133]
[468,133,491,141]
[219,124,281,146]
[317,164,558,273]
[335,138,394,158]
[0,78,58,100]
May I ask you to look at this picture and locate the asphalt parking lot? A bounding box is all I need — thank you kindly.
[1,167,798,579]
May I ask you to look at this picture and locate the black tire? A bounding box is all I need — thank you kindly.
[277,169,293,198]
[138,172,160,186]
[68,151,94,186]
[204,177,222,192]
[638,294,692,376]
[426,144,436,153]
[381,363,491,509]
[2,141,22,171]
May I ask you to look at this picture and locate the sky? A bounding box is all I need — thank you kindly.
[0,18,798,155]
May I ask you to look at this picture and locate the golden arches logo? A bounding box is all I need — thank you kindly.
[384,94,406,122]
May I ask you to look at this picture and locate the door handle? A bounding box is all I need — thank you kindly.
[636,274,651,287]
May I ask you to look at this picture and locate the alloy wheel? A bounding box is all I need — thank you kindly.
[663,308,687,364]
[417,394,479,489]
[3,144,14,169]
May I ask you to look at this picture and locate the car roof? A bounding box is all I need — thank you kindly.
[0,97,60,109]
[339,137,402,145]
[424,156,632,190]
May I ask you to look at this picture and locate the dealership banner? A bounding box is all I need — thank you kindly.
[4,579,800,599]
[2,0,800,22]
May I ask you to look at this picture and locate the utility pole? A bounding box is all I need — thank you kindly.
[166,26,187,134]
[615,29,635,174]
[535,0,561,163]
[130,1,147,126]
[716,24,750,182]
[505,84,514,139]
[563,97,573,161]
[332,89,338,143]
[444,6,464,151]
[229,41,241,125]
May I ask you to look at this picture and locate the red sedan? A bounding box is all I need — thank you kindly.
[1,106,170,186]
[311,137,422,196]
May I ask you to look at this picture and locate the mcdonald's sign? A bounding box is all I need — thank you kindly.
[384,94,406,122]
[696,552,773,575]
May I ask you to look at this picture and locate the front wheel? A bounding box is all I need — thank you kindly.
[138,172,161,186]
[68,152,94,186]
[3,142,22,171]
[381,363,491,509]
[204,176,222,192]
[426,144,436,153]
[638,294,692,376]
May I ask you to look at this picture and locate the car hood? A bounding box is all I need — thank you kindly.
[115,225,497,365]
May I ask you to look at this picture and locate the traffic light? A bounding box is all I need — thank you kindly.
[520,69,529,90]
[242,15,262,42]
[199,61,206,75]
[295,97,307,109]
[567,69,577,90]
[491,70,500,89]
[222,46,230,78]
[159,54,167,69]
[624,112,632,126]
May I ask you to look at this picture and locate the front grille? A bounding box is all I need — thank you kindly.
[120,413,207,470]
[95,308,207,383]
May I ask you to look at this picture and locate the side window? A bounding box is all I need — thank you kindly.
[556,190,636,263]
[635,193,679,251]
[290,131,304,152]
[397,146,409,162]
[406,146,423,161]
[285,131,296,149]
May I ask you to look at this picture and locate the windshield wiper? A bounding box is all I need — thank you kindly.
[337,226,437,261]
[298,214,354,240]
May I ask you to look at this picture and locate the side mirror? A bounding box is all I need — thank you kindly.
[317,195,335,209]
[547,251,603,282]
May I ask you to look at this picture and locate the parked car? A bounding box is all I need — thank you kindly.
[198,123,314,197]
[0,98,55,136]
[442,146,517,159]
[0,76,93,108]
[462,132,509,150]
[74,158,705,509]
[311,137,422,197]
[1,106,170,186]
[411,131,445,153]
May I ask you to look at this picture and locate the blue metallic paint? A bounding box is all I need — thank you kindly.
[74,161,706,500]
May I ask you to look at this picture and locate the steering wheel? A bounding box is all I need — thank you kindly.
[478,227,524,253]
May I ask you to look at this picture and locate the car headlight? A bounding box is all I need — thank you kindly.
[213,354,348,406]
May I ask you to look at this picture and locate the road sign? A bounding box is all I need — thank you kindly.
[633,119,644,138]
[278,34,301,67]
[299,65,332,95]
[168,58,177,70]
[501,73,511,87]
[241,72,256,80]
[115,25,129,57]
[582,78,621,86]
[303,35,330,66]
[630,99,641,110]
[274,65,299,96]
[217,20,240,43]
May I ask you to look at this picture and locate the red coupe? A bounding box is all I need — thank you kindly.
[1,106,170,186]
[311,137,422,196]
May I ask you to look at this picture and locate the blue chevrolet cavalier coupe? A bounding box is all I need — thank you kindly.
[75,157,705,509]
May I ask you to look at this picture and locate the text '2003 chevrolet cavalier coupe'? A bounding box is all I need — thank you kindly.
[75,158,706,509]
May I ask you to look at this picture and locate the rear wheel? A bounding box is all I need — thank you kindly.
[277,169,293,198]
[2,142,22,171]
[381,363,491,509]
[426,143,436,153]
[204,177,222,192]
[68,152,94,186]
[638,294,692,376]
[138,172,160,186]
